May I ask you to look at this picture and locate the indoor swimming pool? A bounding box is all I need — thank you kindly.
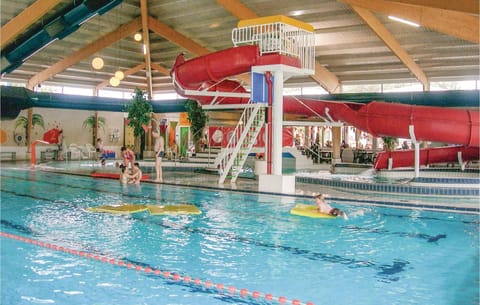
[1,168,478,305]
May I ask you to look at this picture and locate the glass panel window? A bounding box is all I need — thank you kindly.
[63,86,93,96]
[342,84,381,93]
[99,90,124,99]
[430,80,477,91]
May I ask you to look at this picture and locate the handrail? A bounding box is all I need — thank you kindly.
[30,140,50,167]
[218,103,265,184]
[302,145,320,160]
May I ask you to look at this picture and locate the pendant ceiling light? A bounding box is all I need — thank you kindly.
[134,33,142,41]
[115,70,125,80]
[91,57,104,70]
[109,76,120,87]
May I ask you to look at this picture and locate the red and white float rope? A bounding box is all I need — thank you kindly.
[1,232,314,305]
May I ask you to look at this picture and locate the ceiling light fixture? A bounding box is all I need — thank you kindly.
[115,70,124,80]
[388,16,420,27]
[109,76,120,87]
[91,57,104,70]
[134,33,142,41]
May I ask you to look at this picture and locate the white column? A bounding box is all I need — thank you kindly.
[272,69,284,175]
[409,125,419,178]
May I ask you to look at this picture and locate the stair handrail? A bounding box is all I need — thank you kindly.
[218,102,264,183]
[218,103,255,181]
[229,107,265,183]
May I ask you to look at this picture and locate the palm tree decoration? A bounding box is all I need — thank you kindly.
[14,113,45,145]
[185,99,208,151]
[125,88,153,159]
[83,115,107,145]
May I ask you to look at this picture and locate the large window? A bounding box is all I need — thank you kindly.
[302,86,328,95]
[153,92,180,100]
[0,81,25,87]
[342,84,382,93]
[2,78,478,99]
[283,87,301,95]
[382,82,422,92]
[63,86,93,96]
[98,89,125,99]
[430,80,477,91]
[36,85,62,94]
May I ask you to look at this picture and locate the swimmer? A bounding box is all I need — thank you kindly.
[315,194,348,220]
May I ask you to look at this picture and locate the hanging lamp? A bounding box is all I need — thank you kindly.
[109,76,120,87]
[92,57,104,70]
[115,70,124,80]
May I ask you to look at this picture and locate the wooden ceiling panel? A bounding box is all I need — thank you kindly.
[0,0,477,93]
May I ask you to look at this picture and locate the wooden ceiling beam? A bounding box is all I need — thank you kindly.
[141,0,153,98]
[27,17,142,89]
[148,15,252,87]
[340,0,479,43]
[215,0,259,19]
[148,16,211,56]
[150,63,170,76]
[385,0,479,15]
[0,0,62,47]
[96,63,146,90]
[350,5,429,90]
[311,63,341,93]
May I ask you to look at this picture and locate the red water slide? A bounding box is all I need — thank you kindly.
[171,46,480,168]
[374,146,479,169]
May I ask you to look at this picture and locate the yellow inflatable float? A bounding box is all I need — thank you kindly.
[87,204,201,215]
[87,204,149,214]
[147,204,201,215]
[290,204,337,219]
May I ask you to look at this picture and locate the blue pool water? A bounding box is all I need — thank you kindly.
[1,168,479,305]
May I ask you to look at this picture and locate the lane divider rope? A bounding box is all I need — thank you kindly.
[1,232,314,305]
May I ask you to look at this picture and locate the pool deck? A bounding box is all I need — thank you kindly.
[2,160,479,214]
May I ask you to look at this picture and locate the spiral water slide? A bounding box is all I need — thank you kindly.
[171,45,479,169]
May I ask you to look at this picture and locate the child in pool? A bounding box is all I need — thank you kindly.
[315,194,348,220]
[119,165,129,184]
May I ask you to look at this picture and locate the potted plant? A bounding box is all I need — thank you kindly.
[382,136,398,151]
[125,88,153,159]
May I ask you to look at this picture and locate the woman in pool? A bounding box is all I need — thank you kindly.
[315,194,348,220]
[120,146,135,168]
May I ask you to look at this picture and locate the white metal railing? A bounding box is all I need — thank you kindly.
[171,72,251,103]
[218,103,265,184]
[232,21,315,74]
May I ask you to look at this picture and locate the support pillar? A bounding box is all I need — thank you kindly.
[355,128,361,149]
[372,137,378,150]
[332,126,342,164]
[258,68,295,194]
[409,125,420,178]
[272,69,284,175]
